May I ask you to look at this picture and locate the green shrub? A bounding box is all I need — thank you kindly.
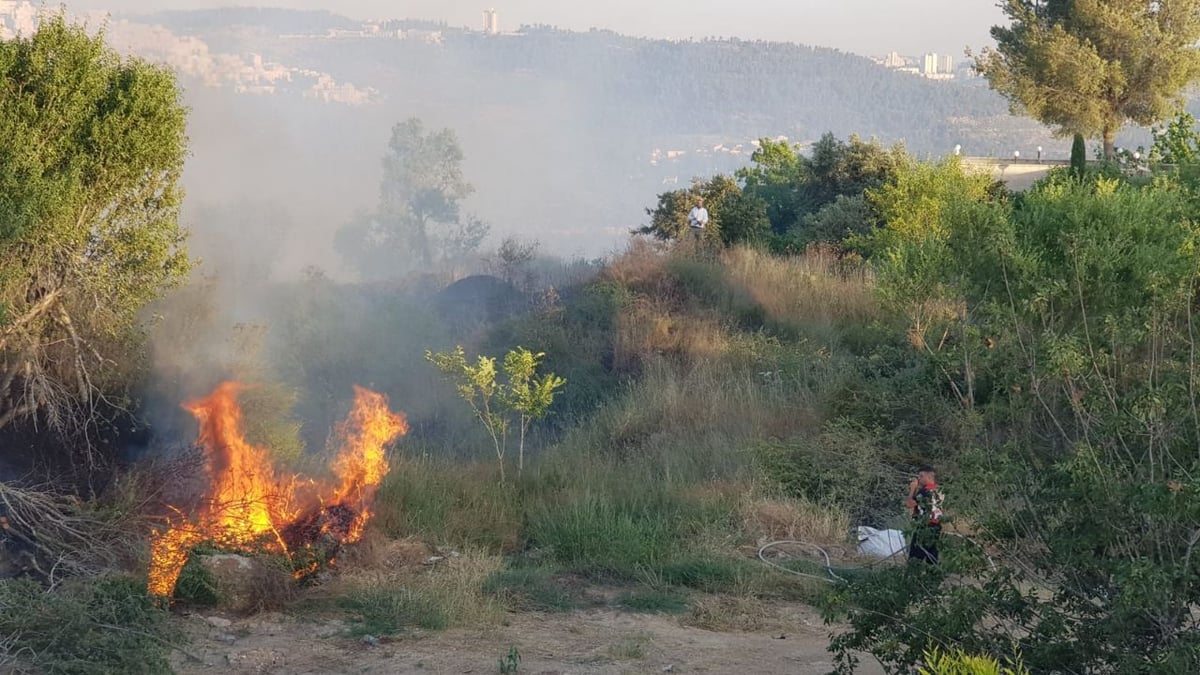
[757,424,896,524]
[919,649,1030,675]
[0,577,177,675]
[173,556,220,607]
[336,585,449,636]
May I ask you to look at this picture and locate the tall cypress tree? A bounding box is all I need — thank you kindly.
[1070,133,1087,179]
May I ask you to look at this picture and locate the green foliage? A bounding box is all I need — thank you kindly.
[795,193,877,245]
[373,459,520,551]
[1151,111,1200,165]
[502,348,568,474]
[0,16,190,441]
[918,649,1030,675]
[739,133,905,238]
[738,137,805,228]
[656,556,747,593]
[498,646,521,674]
[335,118,487,275]
[0,576,177,675]
[527,493,679,577]
[1070,132,1087,179]
[337,584,449,636]
[639,175,767,245]
[426,346,566,481]
[481,567,584,612]
[976,0,1200,156]
[757,426,894,524]
[839,165,1200,672]
[173,556,220,607]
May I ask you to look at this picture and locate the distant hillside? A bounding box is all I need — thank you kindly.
[444,28,1018,153]
[118,8,1075,259]
[131,8,360,36]
[138,8,1052,155]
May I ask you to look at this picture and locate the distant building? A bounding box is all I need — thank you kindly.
[483,8,500,35]
[938,54,954,75]
[922,53,939,76]
[883,51,906,69]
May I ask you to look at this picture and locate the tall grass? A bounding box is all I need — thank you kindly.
[721,245,879,334]
[357,243,890,617]
[372,457,521,551]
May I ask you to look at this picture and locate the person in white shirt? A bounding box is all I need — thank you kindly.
[687,197,709,240]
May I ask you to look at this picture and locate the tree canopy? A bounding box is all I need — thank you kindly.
[0,17,190,446]
[336,118,486,277]
[641,133,904,250]
[976,0,1200,157]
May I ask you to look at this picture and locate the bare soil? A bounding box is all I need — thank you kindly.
[171,601,882,675]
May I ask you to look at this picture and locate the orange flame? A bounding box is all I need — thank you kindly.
[331,386,408,542]
[148,382,408,598]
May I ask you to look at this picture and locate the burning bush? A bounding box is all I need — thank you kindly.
[148,382,408,598]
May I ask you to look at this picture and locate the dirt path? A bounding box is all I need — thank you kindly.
[172,603,881,674]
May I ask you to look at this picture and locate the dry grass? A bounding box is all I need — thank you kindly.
[614,298,730,371]
[602,237,672,292]
[577,357,820,470]
[721,246,879,330]
[681,595,773,632]
[323,549,507,629]
[739,494,851,547]
[335,532,433,570]
[607,631,653,660]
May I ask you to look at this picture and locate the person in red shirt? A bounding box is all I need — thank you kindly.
[906,464,944,564]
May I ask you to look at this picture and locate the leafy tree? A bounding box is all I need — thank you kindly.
[0,17,190,446]
[336,119,486,276]
[794,194,876,246]
[639,175,763,245]
[1150,111,1200,165]
[737,138,805,230]
[805,133,905,212]
[493,237,539,290]
[426,345,565,482]
[500,348,566,476]
[738,133,904,236]
[976,0,1200,158]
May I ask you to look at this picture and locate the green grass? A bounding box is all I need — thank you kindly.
[528,498,673,576]
[372,458,521,552]
[336,585,449,636]
[617,589,690,614]
[657,556,748,593]
[481,567,586,612]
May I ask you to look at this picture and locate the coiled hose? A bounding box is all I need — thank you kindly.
[757,533,992,585]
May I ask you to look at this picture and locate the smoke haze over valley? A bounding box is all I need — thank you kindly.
[19,2,1070,278]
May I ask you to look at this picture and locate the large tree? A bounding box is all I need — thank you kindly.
[336,118,480,276]
[976,0,1200,158]
[0,17,190,448]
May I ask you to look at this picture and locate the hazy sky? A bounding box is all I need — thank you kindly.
[74,0,1005,57]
